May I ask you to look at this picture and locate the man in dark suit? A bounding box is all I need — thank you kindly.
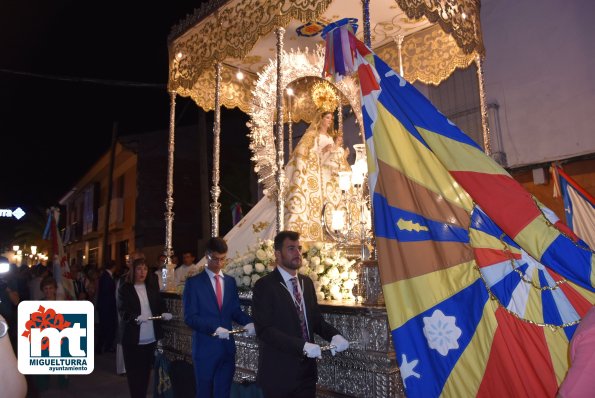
[183,237,255,398]
[97,260,118,353]
[252,231,350,398]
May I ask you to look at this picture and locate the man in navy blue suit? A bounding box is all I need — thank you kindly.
[183,237,255,398]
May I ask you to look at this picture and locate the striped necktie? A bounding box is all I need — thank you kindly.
[289,277,308,341]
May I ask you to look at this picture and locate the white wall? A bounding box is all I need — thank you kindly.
[481,0,595,167]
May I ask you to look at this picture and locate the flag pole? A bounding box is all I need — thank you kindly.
[102,122,118,267]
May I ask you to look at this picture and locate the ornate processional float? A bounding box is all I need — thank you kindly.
[161,1,485,397]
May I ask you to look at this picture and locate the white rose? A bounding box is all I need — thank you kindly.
[242,276,251,286]
[314,281,321,291]
[320,276,330,286]
[235,276,243,286]
[349,271,358,280]
[301,259,309,267]
[316,264,325,274]
[340,271,349,281]
[330,284,341,296]
[243,264,254,275]
[255,263,265,273]
[311,256,321,266]
[316,291,326,301]
[256,249,267,261]
[331,291,343,301]
[343,279,354,290]
[246,252,256,263]
[267,265,275,272]
[310,273,318,281]
[314,242,324,250]
[328,267,340,280]
[324,258,334,266]
[251,274,260,285]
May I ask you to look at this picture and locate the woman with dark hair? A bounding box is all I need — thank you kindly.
[118,258,172,398]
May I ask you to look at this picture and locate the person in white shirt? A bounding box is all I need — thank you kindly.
[118,258,173,398]
[175,250,196,286]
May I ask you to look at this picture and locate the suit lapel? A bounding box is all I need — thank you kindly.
[222,274,233,310]
[200,271,220,311]
[273,268,302,327]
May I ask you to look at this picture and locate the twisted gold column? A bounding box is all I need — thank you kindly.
[475,54,492,155]
[211,62,222,237]
[275,27,285,234]
[164,91,176,278]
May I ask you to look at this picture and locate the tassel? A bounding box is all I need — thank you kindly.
[550,163,561,198]
[321,18,359,81]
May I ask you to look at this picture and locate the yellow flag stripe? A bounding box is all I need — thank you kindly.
[544,327,570,385]
[373,103,474,212]
[382,260,479,329]
[442,299,499,397]
[514,216,560,261]
[416,126,509,176]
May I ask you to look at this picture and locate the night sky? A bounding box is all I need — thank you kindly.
[0,0,242,244]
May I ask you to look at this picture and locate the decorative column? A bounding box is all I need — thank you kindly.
[211,62,222,237]
[287,90,293,156]
[475,54,492,155]
[395,35,404,77]
[164,91,176,273]
[337,100,343,137]
[361,0,371,48]
[275,27,285,234]
[362,0,374,260]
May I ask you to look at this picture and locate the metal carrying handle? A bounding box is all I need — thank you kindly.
[211,328,247,337]
[135,315,175,322]
[303,340,358,356]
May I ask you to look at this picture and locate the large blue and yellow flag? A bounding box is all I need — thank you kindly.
[322,19,595,397]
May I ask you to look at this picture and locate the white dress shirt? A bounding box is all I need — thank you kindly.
[204,267,225,302]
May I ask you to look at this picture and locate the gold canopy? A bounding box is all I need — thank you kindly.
[167,0,484,113]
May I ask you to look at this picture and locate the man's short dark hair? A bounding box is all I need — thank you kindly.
[205,237,228,254]
[274,231,300,251]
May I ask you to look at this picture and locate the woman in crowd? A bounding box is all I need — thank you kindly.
[118,258,172,398]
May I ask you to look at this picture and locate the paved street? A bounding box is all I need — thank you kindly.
[36,351,142,398]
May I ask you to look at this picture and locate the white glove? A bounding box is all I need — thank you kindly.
[244,322,256,336]
[214,327,230,340]
[303,342,321,359]
[330,334,349,356]
[136,314,150,324]
[161,312,173,321]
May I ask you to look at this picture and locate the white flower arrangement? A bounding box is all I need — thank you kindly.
[299,242,358,301]
[225,239,276,292]
[222,239,358,301]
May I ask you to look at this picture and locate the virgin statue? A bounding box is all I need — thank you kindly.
[195,81,351,267]
[284,90,350,241]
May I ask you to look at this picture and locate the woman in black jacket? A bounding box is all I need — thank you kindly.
[118,258,172,398]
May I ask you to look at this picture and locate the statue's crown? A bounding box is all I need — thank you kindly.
[311,80,338,113]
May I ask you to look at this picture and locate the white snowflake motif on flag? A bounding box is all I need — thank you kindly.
[422,309,462,356]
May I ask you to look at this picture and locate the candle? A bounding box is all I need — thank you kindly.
[331,210,345,231]
[338,171,352,191]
